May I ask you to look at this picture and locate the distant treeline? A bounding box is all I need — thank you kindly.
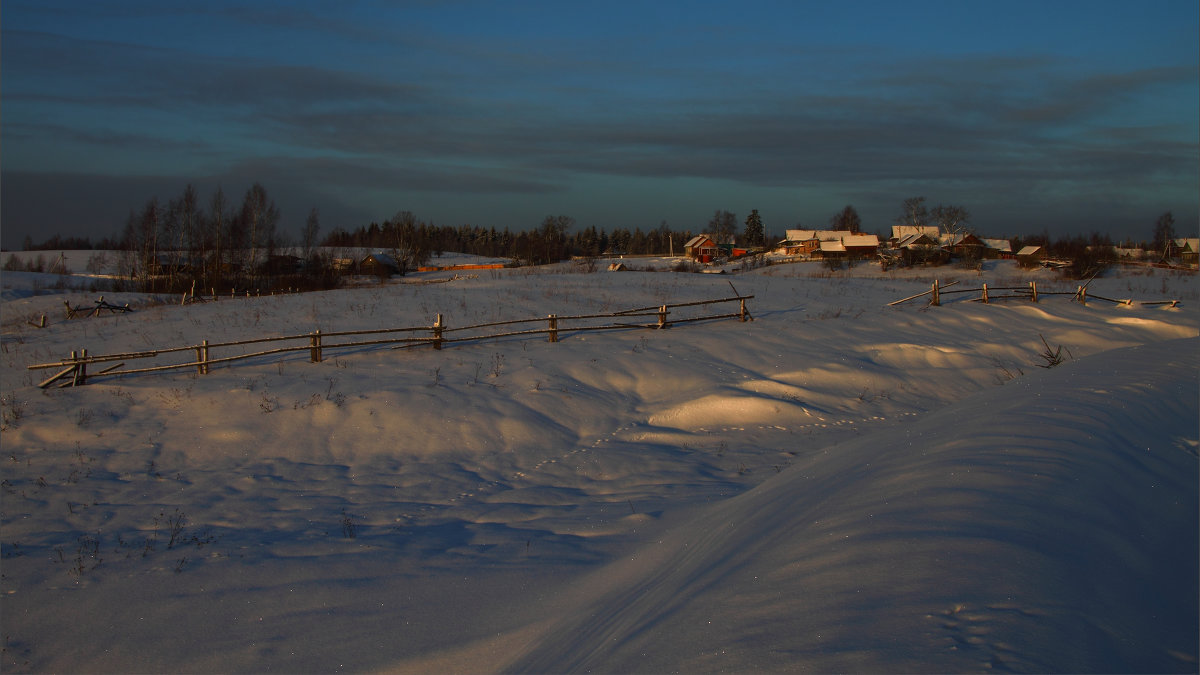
[15,216,696,261]
[9,181,1179,290]
[7,182,711,293]
[320,217,694,262]
[17,234,125,251]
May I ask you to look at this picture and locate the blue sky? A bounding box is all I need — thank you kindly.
[2,0,1197,248]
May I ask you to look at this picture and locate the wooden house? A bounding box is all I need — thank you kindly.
[1174,238,1199,266]
[982,238,1014,259]
[842,233,880,258]
[259,254,302,275]
[941,232,987,261]
[816,239,846,260]
[890,225,941,246]
[779,230,843,256]
[684,235,719,262]
[360,252,400,277]
[895,232,945,264]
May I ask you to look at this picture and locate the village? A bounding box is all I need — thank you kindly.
[244,224,1200,284]
[681,226,1200,272]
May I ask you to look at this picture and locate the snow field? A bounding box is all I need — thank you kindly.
[1,259,1197,672]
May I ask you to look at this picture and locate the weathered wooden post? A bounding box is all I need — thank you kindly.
[73,349,88,386]
[309,330,322,363]
[739,298,748,322]
[548,315,558,343]
[931,279,940,306]
[981,283,989,304]
[196,340,210,375]
[1076,285,1087,305]
[1030,281,1038,303]
[433,314,443,350]
[657,305,668,329]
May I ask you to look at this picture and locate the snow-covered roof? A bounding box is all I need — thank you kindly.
[842,234,879,248]
[896,233,940,248]
[1016,245,1043,257]
[818,239,846,253]
[783,229,843,242]
[982,238,1012,253]
[684,235,716,248]
[940,232,981,247]
[363,252,398,267]
[1174,238,1199,253]
[892,225,940,240]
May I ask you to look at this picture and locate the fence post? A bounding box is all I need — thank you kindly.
[1076,285,1087,305]
[657,305,668,329]
[739,298,748,322]
[433,314,443,350]
[196,340,210,375]
[931,280,940,306]
[981,283,989,304]
[1030,281,1038,303]
[310,330,322,363]
[548,314,558,343]
[73,349,88,386]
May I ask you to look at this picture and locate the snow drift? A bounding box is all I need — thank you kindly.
[479,339,1198,674]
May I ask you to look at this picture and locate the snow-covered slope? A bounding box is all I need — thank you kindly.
[1,260,1196,673]
[483,340,1198,674]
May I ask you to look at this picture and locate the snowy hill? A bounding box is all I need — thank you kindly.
[491,340,1198,674]
[1,260,1196,672]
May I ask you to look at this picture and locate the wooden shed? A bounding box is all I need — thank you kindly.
[1016,245,1045,268]
[360,252,400,277]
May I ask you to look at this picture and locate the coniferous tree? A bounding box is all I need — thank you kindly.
[743,209,765,246]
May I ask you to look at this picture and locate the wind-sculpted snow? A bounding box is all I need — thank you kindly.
[1,259,1196,673]
[497,339,1199,673]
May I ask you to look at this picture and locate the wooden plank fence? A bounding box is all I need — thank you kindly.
[27,295,753,388]
[890,279,1180,308]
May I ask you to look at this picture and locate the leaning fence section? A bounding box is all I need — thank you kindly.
[889,279,1181,308]
[28,295,753,388]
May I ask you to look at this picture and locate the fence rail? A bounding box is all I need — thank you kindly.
[28,295,753,388]
[890,279,1180,308]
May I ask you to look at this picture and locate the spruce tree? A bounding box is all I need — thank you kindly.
[742,209,764,247]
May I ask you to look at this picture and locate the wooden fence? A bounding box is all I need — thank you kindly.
[28,295,753,388]
[890,280,1181,308]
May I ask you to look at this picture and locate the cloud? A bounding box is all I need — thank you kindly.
[224,156,565,195]
[2,7,1195,247]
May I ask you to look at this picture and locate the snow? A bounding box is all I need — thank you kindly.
[2,256,1197,673]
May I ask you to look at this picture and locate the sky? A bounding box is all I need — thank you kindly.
[2,0,1197,249]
